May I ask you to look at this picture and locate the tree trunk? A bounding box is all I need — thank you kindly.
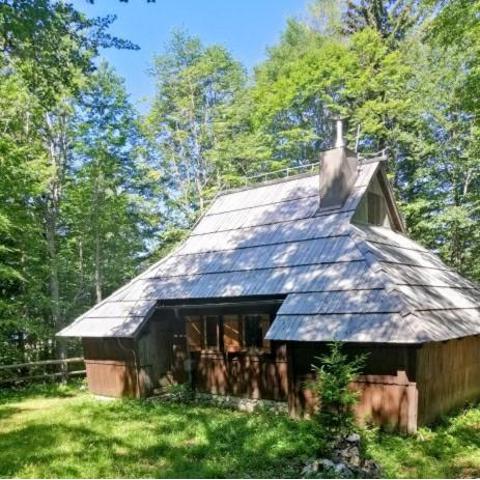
[43,111,69,360]
[95,230,102,303]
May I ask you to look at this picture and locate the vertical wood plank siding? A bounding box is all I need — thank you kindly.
[287,342,419,433]
[82,338,140,397]
[416,336,480,425]
[192,342,288,400]
[352,373,418,433]
[83,326,480,433]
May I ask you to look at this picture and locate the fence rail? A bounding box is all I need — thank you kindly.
[0,357,86,385]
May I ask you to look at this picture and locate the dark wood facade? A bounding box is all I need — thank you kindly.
[286,342,419,433]
[82,310,480,433]
[191,346,288,400]
[416,336,480,425]
[83,337,140,397]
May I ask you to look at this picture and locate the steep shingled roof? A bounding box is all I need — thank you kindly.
[58,159,480,343]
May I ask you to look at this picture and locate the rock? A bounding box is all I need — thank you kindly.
[344,445,360,460]
[362,459,381,478]
[301,460,320,477]
[346,433,361,443]
[349,454,361,468]
[319,458,335,470]
[334,462,354,478]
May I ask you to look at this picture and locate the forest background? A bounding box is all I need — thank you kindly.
[1,0,478,362]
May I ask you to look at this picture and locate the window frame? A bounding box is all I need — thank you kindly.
[185,312,272,354]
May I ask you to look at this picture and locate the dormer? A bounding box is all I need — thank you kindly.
[352,164,405,232]
[317,117,405,232]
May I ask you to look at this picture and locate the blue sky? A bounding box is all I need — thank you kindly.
[73,0,308,111]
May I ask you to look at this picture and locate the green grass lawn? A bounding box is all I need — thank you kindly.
[2,383,480,478]
[365,408,480,478]
[0,383,318,478]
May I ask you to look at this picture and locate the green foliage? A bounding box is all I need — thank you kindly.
[0,1,150,363]
[61,62,157,314]
[229,21,416,170]
[341,0,426,43]
[365,403,480,478]
[145,29,246,229]
[310,342,367,438]
[0,0,136,107]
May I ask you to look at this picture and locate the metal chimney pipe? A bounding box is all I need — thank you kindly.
[335,118,345,148]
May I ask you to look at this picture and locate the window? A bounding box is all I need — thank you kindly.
[223,315,242,352]
[205,316,219,349]
[185,313,271,353]
[185,315,221,351]
[244,315,263,348]
[185,315,203,351]
[243,314,271,351]
[351,172,393,229]
[367,191,387,225]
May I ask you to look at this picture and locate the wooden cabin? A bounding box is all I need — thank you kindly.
[58,123,480,433]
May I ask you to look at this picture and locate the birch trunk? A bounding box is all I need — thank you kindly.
[95,229,102,304]
[43,111,69,360]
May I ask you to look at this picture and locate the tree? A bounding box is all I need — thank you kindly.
[425,0,480,118]
[234,22,415,167]
[63,63,156,315]
[0,0,141,362]
[310,343,367,438]
[0,71,52,363]
[145,30,246,235]
[0,0,137,108]
[342,0,425,43]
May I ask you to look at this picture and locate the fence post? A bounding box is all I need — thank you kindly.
[60,350,68,383]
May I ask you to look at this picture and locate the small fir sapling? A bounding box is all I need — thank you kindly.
[309,342,367,438]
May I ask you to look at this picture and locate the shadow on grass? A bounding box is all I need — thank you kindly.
[0,405,22,421]
[0,399,319,478]
[0,381,81,405]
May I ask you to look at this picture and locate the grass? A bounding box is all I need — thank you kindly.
[365,406,480,478]
[2,384,480,478]
[0,383,319,478]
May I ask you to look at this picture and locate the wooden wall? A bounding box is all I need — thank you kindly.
[286,342,419,433]
[352,372,418,433]
[136,309,185,392]
[82,317,480,433]
[82,338,139,397]
[416,336,480,425]
[82,309,186,398]
[192,342,288,400]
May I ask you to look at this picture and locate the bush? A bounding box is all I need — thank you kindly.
[310,342,367,438]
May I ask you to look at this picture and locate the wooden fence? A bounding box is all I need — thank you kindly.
[0,357,86,385]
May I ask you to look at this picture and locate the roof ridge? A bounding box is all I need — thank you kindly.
[217,170,320,196]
